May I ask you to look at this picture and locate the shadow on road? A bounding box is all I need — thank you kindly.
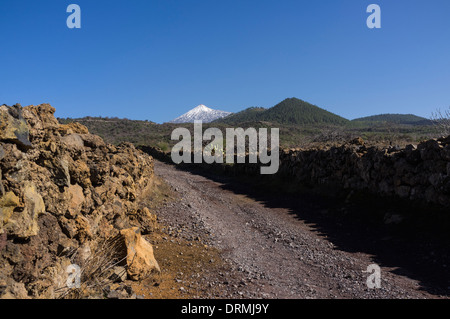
[166,162,450,297]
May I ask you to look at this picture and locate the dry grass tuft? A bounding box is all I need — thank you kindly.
[56,234,128,299]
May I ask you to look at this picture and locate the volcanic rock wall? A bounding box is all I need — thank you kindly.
[0,104,159,298]
[278,137,450,207]
[143,136,450,208]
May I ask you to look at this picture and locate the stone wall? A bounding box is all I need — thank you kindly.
[0,104,160,298]
[278,137,450,207]
[143,136,450,208]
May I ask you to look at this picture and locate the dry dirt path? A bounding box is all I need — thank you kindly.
[152,160,448,299]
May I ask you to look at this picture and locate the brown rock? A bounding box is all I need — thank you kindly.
[0,192,21,234]
[0,105,31,149]
[60,134,85,151]
[0,104,158,297]
[75,215,92,243]
[20,182,46,237]
[0,278,30,299]
[128,207,158,234]
[22,104,60,132]
[350,137,364,146]
[80,134,106,149]
[69,160,91,188]
[1,182,45,238]
[110,266,127,283]
[58,122,89,135]
[66,184,85,217]
[119,227,160,281]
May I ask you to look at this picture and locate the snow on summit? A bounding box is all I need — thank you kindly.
[169,104,232,123]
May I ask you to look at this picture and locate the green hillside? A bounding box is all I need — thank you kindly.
[58,98,438,150]
[352,114,431,125]
[261,98,349,125]
[218,107,266,124]
[217,98,349,125]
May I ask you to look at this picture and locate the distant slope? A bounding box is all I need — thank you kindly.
[58,116,165,146]
[217,107,266,124]
[260,98,349,125]
[352,114,432,125]
[216,98,348,125]
[59,112,438,150]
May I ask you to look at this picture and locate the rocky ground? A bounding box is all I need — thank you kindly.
[139,160,450,299]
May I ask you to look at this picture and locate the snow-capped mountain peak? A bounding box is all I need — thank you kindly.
[169,104,232,123]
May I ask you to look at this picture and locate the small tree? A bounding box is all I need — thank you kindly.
[431,107,450,137]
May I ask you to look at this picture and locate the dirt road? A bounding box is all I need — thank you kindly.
[152,160,449,299]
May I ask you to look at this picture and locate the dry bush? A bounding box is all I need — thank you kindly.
[56,235,128,299]
[431,107,450,137]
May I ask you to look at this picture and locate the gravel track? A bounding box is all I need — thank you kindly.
[153,160,449,299]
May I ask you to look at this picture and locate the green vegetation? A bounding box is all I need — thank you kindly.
[260,98,349,125]
[58,117,169,146]
[58,98,439,150]
[352,114,432,125]
[217,98,348,126]
[217,107,267,124]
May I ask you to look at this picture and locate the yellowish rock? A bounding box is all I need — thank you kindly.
[18,182,46,237]
[67,184,85,217]
[120,227,160,281]
[0,191,21,234]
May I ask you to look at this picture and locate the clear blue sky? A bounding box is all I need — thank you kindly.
[1,0,449,123]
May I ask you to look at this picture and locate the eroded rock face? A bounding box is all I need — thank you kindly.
[0,104,158,298]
